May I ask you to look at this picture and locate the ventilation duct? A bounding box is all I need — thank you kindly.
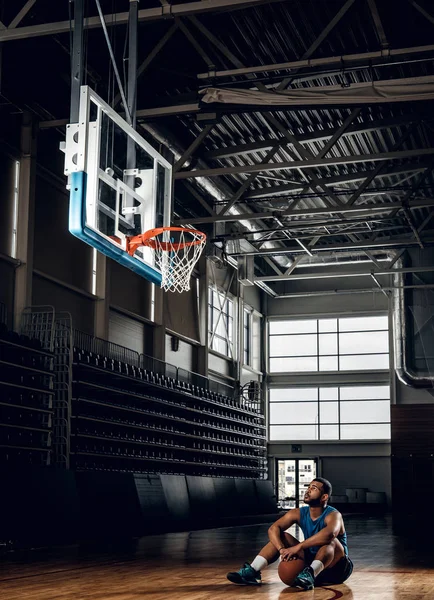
[393,252,434,388]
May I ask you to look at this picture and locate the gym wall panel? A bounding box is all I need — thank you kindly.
[322,456,391,506]
[254,480,278,514]
[213,478,241,518]
[235,479,260,515]
[32,273,95,333]
[133,474,170,530]
[391,404,434,456]
[267,289,388,317]
[75,471,144,539]
[186,476,218,525]
[209,352,231,377]
[109,258,153,321]
[109,310,145,354]
[160,474,191,526]
[33,175,93,291]
[164,279,200,342]
[165,334,196,371]
[244,284,262,313]
[0,151,15,257]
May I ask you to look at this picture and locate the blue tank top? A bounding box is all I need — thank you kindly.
[299,505,348,559]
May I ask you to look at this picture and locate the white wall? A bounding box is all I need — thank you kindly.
[165,334,195,372]
[265,275,392,504]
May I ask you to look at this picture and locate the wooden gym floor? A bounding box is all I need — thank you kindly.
[0,515,432,600]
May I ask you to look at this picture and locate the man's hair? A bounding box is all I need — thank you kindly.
[313,477,332,498]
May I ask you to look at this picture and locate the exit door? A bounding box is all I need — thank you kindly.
[276,458,318,509]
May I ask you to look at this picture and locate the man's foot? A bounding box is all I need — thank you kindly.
[227,562,262,585]
[293,566,315,590]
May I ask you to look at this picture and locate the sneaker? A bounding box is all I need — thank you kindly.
[227,562,262,585]
[293,566,315,590]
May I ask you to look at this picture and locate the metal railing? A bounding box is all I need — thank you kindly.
[73,328,237,399]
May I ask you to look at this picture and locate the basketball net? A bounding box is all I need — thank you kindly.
[126,227,206,293]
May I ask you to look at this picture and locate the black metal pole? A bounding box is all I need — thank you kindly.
[70,0,85,123]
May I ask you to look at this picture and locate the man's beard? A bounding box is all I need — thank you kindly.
[305,497,321,507]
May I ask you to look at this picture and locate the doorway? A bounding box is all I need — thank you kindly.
[276,458,318,509]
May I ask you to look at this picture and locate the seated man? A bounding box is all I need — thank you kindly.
[227,477,353,590]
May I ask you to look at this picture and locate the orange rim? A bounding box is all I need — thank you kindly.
[126,227,206,256]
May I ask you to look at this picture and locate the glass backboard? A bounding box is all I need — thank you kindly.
[63,86,172,285]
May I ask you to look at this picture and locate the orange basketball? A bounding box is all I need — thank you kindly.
[278,556,305,586]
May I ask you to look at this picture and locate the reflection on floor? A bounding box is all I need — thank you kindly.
[0,516,433,599]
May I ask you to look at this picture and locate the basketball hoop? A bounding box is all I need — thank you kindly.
[125,227,206,293]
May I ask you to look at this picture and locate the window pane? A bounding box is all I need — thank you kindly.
[339,354,389,371]
[319,356,338,371]
[214,337,227,355]
[319,319,338,333]
[339,315,388,332]
[320,387,338,401]
[227,318,233,339]
[320,425,339,440]
[270,425,318,441]
[340,423,390,440]
[320,402,338,423]
[269,320,317,334]
[340,400,390,423]
[216,318,226,338]
[270,402,318,425]
[319,334,338,355]
[340,385,390,400]
[270,388,318,402]
[270,357,318,372]
[339,331,389,354]
[270,334,317,357]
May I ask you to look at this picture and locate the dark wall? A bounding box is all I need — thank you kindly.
[33,175,93,290]
[32,273,95,333]
[0,471,278,548]
[0,259,14,327]
[391,404,434,535]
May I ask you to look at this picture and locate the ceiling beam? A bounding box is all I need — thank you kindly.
[197,44,434,80]
[227,235,434,256]
[245,165,428,199]
[174,198,434,225]
[276,0,357,91]
[255,265,434,282]
[8,0,37,29]
[203,115,427,160]
[174,148,434,179]
[366,0,389,49]
[0,0,286,42]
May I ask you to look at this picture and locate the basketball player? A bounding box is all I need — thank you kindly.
[226,477,353,590]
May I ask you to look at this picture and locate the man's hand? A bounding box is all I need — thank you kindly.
[279,543,303,562]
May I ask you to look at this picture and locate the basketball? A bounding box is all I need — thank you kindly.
[278,557,305,586]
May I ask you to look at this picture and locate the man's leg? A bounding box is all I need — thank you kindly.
[257,531,305,564]
[227,531,303,585]
[293,539,345,591]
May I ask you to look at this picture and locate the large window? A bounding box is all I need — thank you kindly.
[208,288,234,358]
[269,385,391,441]
[243,308,252,366]
[269,315,389,373]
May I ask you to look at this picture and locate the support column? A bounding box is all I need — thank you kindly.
[196,255,209,376]
[152,285,166,362]
[94,253,110,338]
[13,112,37,330]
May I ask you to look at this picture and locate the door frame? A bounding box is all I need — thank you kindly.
[275,457,319,509]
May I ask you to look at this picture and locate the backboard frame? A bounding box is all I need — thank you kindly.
[65,85,172,285]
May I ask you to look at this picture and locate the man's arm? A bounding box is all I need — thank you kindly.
[268,509,300,551]
[300,511,342,551]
